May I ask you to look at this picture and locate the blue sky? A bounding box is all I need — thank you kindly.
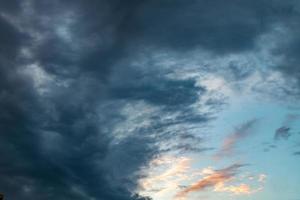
[0,1,300,200]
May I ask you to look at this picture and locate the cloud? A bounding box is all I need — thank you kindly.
[274,114,299,140]
[175,164,250,198]
[110,77,204,108]
[138,156,192,200]
[140,161,266,200]
[214,183,252,195]
[0,2,153,199]
[0,1,214,199]
[293,151,300,156]
[258,174,267,183]
[215,119,259,158]
[274,126,291,140]
[274,29,300,94]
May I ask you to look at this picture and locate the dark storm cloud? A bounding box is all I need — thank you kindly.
[75,0,296,54]
[0,16,24,58]
[269,2,300,94]
[1,0,299,199]
[0,64,146,199]
[0,2,152,199]
[0,0,21,13]
[0,1,202,199]
[102,135,158,191]
[25,0,298,76]
[68,0,291,55]
[110,77,203,107]
[275,46,300,96]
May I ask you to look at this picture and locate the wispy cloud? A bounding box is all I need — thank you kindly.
[214,183,252,194]
[293,151,300,156]
[138,156,192,200]
[215,119,258,158]
[274,126,291,140]
[274,114,299,140]
[139,158,266,200]
[175,164,255,198]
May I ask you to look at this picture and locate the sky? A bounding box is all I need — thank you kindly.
[0,1,300,200]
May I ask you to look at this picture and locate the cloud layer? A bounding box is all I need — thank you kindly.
[1,0,300,200]
[175,164,260,198]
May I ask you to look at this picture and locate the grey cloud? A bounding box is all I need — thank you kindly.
[275,32,300,92]
[25,0,300,76]
[284,114,300,125]
[0,4,152,198]
[274,126,291,140]
[269,2,300,94]
[0,72,145,200]
[274,114,299,140]
[110,77,203,107]
[293,151,300,155]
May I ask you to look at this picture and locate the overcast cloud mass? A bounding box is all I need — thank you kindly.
[0,1,300,200]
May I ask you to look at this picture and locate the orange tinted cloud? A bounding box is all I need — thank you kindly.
[215,119,258,159]
[176,171,230,197]
[139,157,265,200]
[176,164,244,198]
